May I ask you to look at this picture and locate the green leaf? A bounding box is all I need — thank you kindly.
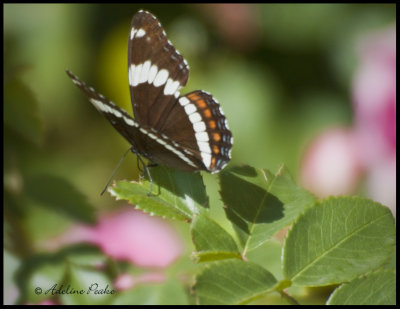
[219,165,315,253]
[383,248,396,269]
[193,259,277,305]
[4,76,42,145]
[4,251,21,305]
[191,214,241,263]
[112,279,189,305]
[246,239,284,281]
[27,262,68,304]
[24,173,96,224]
[110,166,209,221]
[15,245,103,304]
[61,265,114,305]
[326,269,396,305]
[283,196,396,286]
[63,251,108,269]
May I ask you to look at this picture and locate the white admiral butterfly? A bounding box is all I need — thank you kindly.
[67,10,233,174]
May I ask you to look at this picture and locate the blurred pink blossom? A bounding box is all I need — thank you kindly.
[353,25,396,166]
[366,157,396,217]
[38,300,56,305]
[353,25,396,215]
[114,273,135,291]
[300,127,362,197]
[114,272,165,291]
[300,25,395,216]
[44,208,184,268]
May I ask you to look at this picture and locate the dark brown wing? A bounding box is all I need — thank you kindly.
[67,10,232,173]
[163,90,233,173]
[128,11,232,172]
[66,69,204,172]
[66,70,143,148]
[128,10,189,127]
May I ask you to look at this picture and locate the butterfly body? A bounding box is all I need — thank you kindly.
[67,10,232,173]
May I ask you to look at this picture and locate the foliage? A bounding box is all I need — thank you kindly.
[107,165,395,305]
[4,3,395,305]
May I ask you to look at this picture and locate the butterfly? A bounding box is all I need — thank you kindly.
[67,10,233,176]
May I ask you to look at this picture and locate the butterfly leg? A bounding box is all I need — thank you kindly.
[130,144,159,196]
[144,164,153,197]
[146,163,161,196]
[135,154,154,196]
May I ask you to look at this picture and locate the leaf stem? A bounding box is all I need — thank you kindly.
[279,290,300,305]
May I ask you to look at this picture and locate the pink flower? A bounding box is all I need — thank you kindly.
[300,25,396,216]
[353,25,396,166]
[366,157,396,217]
[38,300,56,305]
[300,127,362,197]
[44,208,184,268]
[352,25,396,215]
[114,272,165,291]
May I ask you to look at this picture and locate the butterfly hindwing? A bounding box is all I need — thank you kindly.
[163,90,233,172]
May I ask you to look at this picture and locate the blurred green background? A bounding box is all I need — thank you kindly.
[4,3,395,304]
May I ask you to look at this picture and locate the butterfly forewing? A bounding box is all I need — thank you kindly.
[67,69,205,171]
[128,10,189,128]
[66,70,138,143]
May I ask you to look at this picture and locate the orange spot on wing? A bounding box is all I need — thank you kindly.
[188,93,198,101]
[203,109,212,118]
[212,145,220,154]
[213,133,221,142]
[209,120,216,129]
[211,157,216,168]
[196,100,207,109]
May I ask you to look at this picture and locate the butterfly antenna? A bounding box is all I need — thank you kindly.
[100,147,132,195]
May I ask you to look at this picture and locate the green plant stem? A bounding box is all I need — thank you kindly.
[279,290,300,305]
